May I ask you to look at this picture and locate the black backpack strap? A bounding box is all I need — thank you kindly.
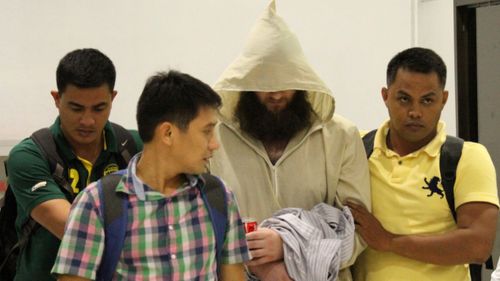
[30,128,73,196]
[201,174,227,215]
[440,136,493,279]
[362,129,377,159]
[110,123,138,167]
[96,172,128,281]
[439,135,463,221]
[200,173,228,278]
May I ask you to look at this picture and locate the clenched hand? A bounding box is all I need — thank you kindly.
[246,227,284,266]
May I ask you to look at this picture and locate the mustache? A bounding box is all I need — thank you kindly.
[405,121,424,127]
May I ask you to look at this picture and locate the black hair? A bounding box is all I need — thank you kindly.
[136,70,222,142]
[386,47,447,88]
[56,48,116,93]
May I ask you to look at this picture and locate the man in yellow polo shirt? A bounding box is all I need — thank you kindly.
[347,47,498,281]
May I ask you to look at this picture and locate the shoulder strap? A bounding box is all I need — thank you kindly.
[439,135,464,222]
[96,171,128,281]
[200,173,228,278]
[439,136,493,277]
[362,129,377,159]
[30,128,73,196]
[110,123,138,167]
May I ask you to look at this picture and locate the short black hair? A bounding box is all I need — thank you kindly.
[56,48,116,93]
[386,47,447,88]
[136,70,222,142]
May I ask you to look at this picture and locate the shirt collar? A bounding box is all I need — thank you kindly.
[120,152,202,201]
[374,120,446,158]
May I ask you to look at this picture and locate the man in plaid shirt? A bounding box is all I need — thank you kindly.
[52,70,250,281]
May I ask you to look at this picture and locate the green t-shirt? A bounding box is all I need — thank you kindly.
[6,118,143,281]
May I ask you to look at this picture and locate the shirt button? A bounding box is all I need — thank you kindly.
[398,160,402,165]
[168,225,174,230]
[171,254,177,260]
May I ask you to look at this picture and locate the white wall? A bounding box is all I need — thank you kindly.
[0,0,456,155]
[416,0,457,135]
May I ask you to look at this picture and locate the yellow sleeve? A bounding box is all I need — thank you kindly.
[454,142,499,208]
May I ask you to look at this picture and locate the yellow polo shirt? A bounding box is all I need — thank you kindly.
[354,121,499,281]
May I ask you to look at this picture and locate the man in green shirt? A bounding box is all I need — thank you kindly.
[6,48,143,281]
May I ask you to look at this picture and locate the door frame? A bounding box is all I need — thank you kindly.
[454,0,500,141]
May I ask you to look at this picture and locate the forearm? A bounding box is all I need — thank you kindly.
[349,201,498,266]
[248,261,293,281]
[389,227,492,265]
[31,199,71,239]
[389,203,498,265]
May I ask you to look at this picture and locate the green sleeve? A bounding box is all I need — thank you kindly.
[7,139,67,222]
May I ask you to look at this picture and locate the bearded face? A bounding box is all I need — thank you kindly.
[234,91,314,142]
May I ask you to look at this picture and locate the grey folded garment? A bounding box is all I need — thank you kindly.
[259,203,355,281]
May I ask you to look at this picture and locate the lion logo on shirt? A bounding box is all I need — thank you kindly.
[422,176,444,198]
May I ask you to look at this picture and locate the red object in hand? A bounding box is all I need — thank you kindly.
[243,218,257,233]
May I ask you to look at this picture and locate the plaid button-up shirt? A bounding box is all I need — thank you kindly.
[52,154,250,280]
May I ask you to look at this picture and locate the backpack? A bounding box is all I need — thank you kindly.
[0,123,138,281]
[94,171,228,281]
[362,129,493,281]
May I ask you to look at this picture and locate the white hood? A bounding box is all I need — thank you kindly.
[213,0,335,123]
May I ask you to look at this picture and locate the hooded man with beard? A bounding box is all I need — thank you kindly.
[209,2,371,280]
[235,90,313,161]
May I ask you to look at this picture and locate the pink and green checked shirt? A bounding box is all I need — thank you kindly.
[52,154,250,280]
